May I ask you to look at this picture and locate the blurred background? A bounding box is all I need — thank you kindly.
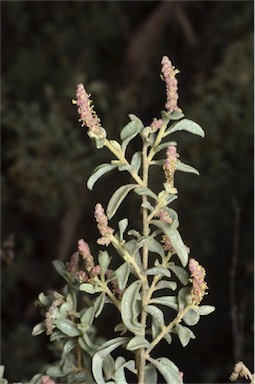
[1,1,254,382]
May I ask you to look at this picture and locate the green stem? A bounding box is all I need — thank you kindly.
[104,139,144,186]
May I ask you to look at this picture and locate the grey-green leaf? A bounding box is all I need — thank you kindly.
[56,318,80,337]
[87,163,118,191]
[80,306,95,327]
[167,118,205,137]
[94,293,106,318]
[120,119,143,153]
[168,265,189,285]
[32,322,45,336]
[114,262,130,290]
[134,187,158,200]
[183,309,200,326]
[126,336,150,351]
[46,366,65,377]
[166,228,188,267]
[145,305,165,328]
[149,357,183,384]
[92,337,130,384]
[146,267,170,277]
[130,151,142,173]
[176,160,199,175]
[80,283,102,294]
[150,296,178,311]
[52,260,68,281]
[118,218,128,241]
[178,287,191,310]
[175,324,196,347]
[194,305,216,315]
[121,281,144,335]
[107,184,137,219]
[156,280,177,291]
[98,250,111,275]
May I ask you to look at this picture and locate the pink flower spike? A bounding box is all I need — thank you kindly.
[161,56,182,114]
[189,258,208,305]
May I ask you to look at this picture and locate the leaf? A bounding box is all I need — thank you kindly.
[156,280,177,291]
[146,267,170,277]
[121,281,144,335]
[109,139,122,153]
[46,366,65,377]
[94,293,106,318]
[174,324,196,347]
[126,336,151,351]
[165,228,188,267]
[118,218,128,241]
[130,151,142,173]
[63,339,76,356]
[115,359,136,384]
[161,110,184,122]
[145,305,165,337]
[178,287,191,310]
[183,309,200,326]
[134,187,158,200]
[107,184,137,219]
[114,262,130,290]
[32,322,45,336]
[120,119,143,153]
[176,160,199,175]
[166,118,205,137]
[56,318,80,337]
[52,260,69,281]
[141,201,154,211]
[80,283,102,294]
[38,292,51,306]
[150,296,178,311]
[87,163,118,191]
[194,305,216,315]
[148,238,165,259]
[168,265,189,285]
[98,250,111,275]
[149,357,183,384]
[144,364,158,384]
[80,306,95,327]
[92,337,129,384]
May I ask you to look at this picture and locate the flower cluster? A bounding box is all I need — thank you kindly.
[164,143,179,192]
[157,209,173,224]
[161,55,181,114]
[150,118,164,131]
[41,375,56,384]
[74,83,105,139]
[45,296,64,335]
[188,258,208,305]
[106,269,124,299]
[94,203,114,246]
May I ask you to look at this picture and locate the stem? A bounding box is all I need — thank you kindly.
[138,138,150,384]
[104,139,144,186]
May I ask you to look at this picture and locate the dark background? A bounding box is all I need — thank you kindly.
[1,1,254,382]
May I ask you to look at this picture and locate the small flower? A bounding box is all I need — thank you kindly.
[161,235,175,253]
[67,252,79,275]
[78,238,94,272]
[189,258,208,305]
[164,143,179,190]
[230,361,254,383]
[150,118,164,131]
[41,375,56,384]
[161,56,182,114]
[157,209,173,224]
[94,203,114,246]
[74,83,105,139]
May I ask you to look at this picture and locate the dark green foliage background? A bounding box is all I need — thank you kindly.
[1,1,253,382]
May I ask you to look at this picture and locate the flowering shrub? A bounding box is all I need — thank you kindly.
[7,56,216,384]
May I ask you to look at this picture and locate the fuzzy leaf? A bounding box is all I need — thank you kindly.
[149,357,183,384]
[80,306,95,327]
[32,322,45,336]
[141,201,154,211]
[118,218,128,241]
[146,267,170,277]
[94,293,106,318]
[87,163,118,191]
[114,262,130,290]
[194,305,216,315]
[134,187,158,200]
[145,305,165,328]
[46,366,65,377]
[109,139,122,153]
[63,339,76,356]
[115,359,136,384]
[92,337,130,384]
[121,118,143,153]
[98,250,111,275]
[175,324,196,347]
[161,110,184,122]
[183,309,200,326]
[176,160,199,175]
[107,184,137,219]
[165,228,188,267]
[80,283,102,294]
[144,364,158,384]
[156,280,177,291]
[178,287,191,310]
[38,292,51,306]
[130,151,142,173]
[168,265,189,285]
[150,296,178,311]
[148,238,165,258]
[56,318,80,337]
[166,118,205,137]
[52,260,69,281]
[126,336,151,351]
[121,281,144,335]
